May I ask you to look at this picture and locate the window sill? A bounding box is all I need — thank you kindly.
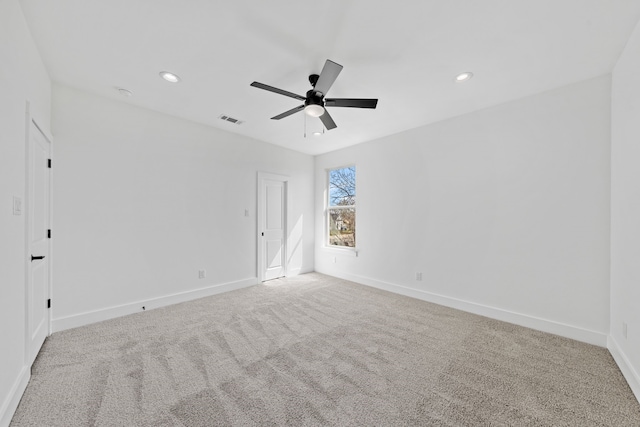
[322,246,358,257]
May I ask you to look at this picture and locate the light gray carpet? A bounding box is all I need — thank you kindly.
[11,273,640,426]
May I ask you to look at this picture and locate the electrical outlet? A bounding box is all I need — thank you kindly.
[623,322,628,339]
[198,269,206,279]
[416,272,422,281]
[244,209,249,217]
[333,257,337,263]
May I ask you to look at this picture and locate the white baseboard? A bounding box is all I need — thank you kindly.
[0,366,29,427]
[608,336,640,404]
[52,277,259,332]
[319,269,607,347]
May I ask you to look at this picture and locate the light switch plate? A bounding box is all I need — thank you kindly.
[13,196,22,216]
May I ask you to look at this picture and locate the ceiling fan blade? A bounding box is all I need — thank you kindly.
[325,98,378,109]
[319,109,337,130]
[313,60,343,96]
[250,82,306,101]
[271,105,305,120]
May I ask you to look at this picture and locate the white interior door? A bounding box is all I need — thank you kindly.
[27,120,51,365]
[259,175,287,281]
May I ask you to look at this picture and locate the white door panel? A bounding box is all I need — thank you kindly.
[259,175,287,282]
[267,240,283,269]
[266,185,283,230]
[30,261,47,340]
[27,120,51,365]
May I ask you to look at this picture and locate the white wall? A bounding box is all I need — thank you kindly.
[51,84,314,330]
[610,18,640,402]
[0,0,51,425]
[315,75,612,346]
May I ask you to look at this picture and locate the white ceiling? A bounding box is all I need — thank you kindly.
[19,0,640,155]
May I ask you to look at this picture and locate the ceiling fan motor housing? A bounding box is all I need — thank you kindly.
[305,89,324,108]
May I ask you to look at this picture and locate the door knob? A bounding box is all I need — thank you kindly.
[31,255,45,261]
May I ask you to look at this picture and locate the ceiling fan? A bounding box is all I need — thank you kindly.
[250,59,378,130]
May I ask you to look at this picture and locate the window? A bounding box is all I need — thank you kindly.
[327,166,356,247]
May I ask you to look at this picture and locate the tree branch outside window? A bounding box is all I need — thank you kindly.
[328,166,356,247]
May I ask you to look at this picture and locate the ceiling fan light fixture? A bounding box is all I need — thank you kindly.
[159,71,181,83]
[455,72,473,82]
[304,104,325,117]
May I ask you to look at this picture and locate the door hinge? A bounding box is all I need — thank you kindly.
[47,299,51,309]
[48,229,51,239]
[47,158,51,168]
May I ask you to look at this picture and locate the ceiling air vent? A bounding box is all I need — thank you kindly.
[219,114,243,125]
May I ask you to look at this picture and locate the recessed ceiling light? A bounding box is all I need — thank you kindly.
[159,71,181,83]
[117,88,133,97]
[312,131,322,137]
[455,72,473,82]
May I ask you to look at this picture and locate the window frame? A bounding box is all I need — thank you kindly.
[325,165,357,252]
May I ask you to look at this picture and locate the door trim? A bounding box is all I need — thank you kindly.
[24,102,53,365]
[257,172,290,282]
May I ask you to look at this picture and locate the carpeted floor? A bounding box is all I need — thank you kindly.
[11,273,640,426]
